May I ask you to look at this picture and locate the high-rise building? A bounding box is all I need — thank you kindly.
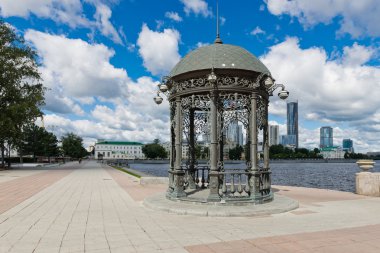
[286,101,298,148]
[269,125,279,146]
[237,125,244,146]
[280,135,297,148]
[342,139,354,153]
[226,121,244,146]
[320,126,333,148]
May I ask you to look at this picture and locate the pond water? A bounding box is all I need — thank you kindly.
[129,162,380,193]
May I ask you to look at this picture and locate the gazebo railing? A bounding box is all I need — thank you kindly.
[219,169,250,197]
[183,165,210,188]
[182,164,272,198]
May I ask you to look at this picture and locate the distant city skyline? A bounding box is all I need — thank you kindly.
[2,1,379,152]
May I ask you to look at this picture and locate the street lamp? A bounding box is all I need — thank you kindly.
[207,68,217,83]
[278,88,289,100]
[153,92,163,105]
[267,81,289,100]
[159,83,168,92]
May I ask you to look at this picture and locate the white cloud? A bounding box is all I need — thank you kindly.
[251,26,266,35]
[180,0,212,17]
[25,30,130,115]
[0,0,123,44]
[342,42,374,66]
[165,11,183,22]
[43,76,171,147]
[266,0,380,38]
[220,16,226,26]
[0,0,90,28]
[261,37,380,151]
[137,24,181,75]
[94,3,123,44]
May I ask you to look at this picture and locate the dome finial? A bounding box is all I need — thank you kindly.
[214,0,223,44]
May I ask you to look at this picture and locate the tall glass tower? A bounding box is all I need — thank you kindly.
[287,101,298,148]
[343,139,354,153]
[320,126,333,148]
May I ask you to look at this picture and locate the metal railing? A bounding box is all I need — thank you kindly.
[182,164,272,200]
[183,165,210,188]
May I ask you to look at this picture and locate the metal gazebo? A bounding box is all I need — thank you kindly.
[154,38,289,204]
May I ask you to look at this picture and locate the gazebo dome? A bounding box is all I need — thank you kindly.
[169,43,271,77]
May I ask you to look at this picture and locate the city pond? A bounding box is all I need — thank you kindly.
[129,161,380,193]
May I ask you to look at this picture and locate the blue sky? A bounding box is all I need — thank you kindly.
[1,0,380,152]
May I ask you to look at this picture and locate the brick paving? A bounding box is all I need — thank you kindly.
[0,160,380,253]
[186,224,380,253]
[0,167,73,214]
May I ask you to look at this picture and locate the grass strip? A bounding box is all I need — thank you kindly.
[113,166,141,178]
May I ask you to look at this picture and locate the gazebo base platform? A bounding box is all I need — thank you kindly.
[143,188,299,217]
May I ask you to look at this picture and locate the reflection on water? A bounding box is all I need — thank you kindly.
[129,162,380,193]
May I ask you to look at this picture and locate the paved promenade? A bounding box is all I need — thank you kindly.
[1,161,380,253]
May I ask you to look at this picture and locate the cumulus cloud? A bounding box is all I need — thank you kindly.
[25,30,130,115]
[0,0,89,28]
[43,76,171,146]
[94,3,123,44]
[262,37,380,122]
[180,0,212,17]
[165,11,183,22]
[265,0,380,38]
[261,37,380,151]
[0,0,123,43]
[137,24,181,75]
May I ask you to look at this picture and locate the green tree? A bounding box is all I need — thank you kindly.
[61,133,88,159]
[21,124,60,161]
[229,145,244,160]
[201,146,209,159]
[142,142,167,159]
[0,20,45,167]
[195,145,202,159]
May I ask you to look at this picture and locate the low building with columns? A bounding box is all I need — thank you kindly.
[94,141,144,160]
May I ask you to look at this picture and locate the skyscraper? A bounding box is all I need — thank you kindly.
[287,101,298,148]
[269,125,279,146]
[342,139,354,153]
[320,126,333,148]
[237,125,244,146]
[226,121,244,146]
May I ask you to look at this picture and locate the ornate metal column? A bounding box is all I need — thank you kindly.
[168,102,177,193]
[249,92,261,199]
[167,109,175,193]
[263,98,270,169]
[208,89,220,201]
[219,114,224,162]
[188,108,196,189]
[250,93,258,170]
[171,96,186,198]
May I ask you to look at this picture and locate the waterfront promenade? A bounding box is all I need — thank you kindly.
[1,161,380,253]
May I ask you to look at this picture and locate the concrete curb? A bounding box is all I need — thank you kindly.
[140,177,168,185]
[143,193,299,217]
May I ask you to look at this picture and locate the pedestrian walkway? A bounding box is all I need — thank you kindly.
[0,160,379,253]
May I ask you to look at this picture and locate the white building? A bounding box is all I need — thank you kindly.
[94,141,145,160]
[320,147,345,159]
[269,125,279,146]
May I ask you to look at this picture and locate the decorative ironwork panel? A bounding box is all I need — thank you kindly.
[172,75,268,93]
[256,96,267,130]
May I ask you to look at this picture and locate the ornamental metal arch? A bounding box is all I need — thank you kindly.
[154,45,289,204]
